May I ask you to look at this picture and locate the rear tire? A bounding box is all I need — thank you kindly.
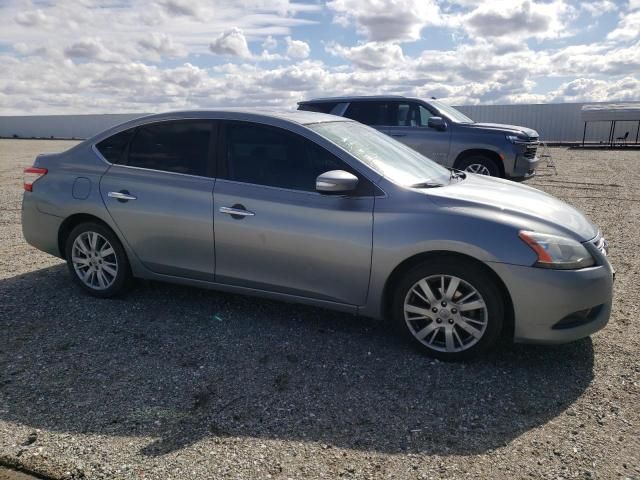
[392,258,504,361]
[65,222,130,298]
[457,155,501,177]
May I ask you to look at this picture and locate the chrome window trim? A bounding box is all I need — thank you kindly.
[94,143,385,195]
[91,115,384,189]
[91,143,214,181]
[214,177,385,198]
[92,117,218,180]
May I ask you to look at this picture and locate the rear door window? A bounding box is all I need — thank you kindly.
[344,102,388,126]
[126,121,213,177]
[387,102,431,127]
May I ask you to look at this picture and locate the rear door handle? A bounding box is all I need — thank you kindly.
[390,133,406,138]
[220,205,255,219]
[108,191,137,201]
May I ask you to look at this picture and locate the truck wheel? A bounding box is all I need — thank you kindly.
[458,155,501,177]
[392,258,504,361]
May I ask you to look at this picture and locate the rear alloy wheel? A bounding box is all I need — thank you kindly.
[392,259,504,360]
[457,155,500,177]
[65,222,130,297]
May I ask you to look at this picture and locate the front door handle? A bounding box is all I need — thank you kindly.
[390,133,406,138]
[108,190,137,202]
[220,205,255,219]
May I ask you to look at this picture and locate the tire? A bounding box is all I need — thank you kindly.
[392,258,504,361]
[457,155,501,177]
[65,222,130,298]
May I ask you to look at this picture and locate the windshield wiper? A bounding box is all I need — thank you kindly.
[409,181,445,188]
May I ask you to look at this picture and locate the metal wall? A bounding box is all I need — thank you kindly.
[455,102,640,143]
[1,102,639,142]
[0,113,143,140]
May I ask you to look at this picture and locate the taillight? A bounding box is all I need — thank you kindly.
[24,167,48,192]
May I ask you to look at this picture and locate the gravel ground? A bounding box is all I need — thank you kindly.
[0,139,638,480]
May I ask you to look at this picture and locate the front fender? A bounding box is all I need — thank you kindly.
[362,193,535,318]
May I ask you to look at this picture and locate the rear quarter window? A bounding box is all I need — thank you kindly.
[298,102,339,114]
[95,128,135,164]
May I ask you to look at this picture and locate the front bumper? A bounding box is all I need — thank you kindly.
[506,141,541,179]
[488,260,614,344]
[511,154,541,179]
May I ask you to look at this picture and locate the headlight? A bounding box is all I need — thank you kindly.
[506,134,529,144]
[518,231,595,270]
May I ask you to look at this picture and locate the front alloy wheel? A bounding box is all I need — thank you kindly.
[404,275,488,353]
[393,259,504,360]
[457,155,500,177]
[464,163,491,176]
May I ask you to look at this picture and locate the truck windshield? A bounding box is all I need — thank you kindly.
[309,121,451,187]
[429,100,474,124]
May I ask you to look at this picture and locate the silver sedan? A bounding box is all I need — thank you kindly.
[22,110,614,360]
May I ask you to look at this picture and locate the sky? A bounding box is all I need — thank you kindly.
[0,0,638,114]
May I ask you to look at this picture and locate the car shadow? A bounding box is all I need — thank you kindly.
[0,265,594,457]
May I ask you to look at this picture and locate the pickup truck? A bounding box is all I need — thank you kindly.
[298,95,540,179]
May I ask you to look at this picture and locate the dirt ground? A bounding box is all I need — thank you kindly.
[0,139,638,479]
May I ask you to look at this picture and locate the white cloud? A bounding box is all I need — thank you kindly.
[262,35,278,50]
[138,33,187,59]
[326,0,445,42]
[209,28,253,58]
[159,0,200,17]
[580,1,616,17]
[607,10,640,41]
[0,0,638,114]
[548,76,640,102]
[14,9,48,27]
[64,38,122,63]
[463,0,575,40]
[285,37,310,59]
[326,42,405,70]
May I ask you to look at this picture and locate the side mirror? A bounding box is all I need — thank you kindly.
[316,170,359,194]
[427,116,446,131]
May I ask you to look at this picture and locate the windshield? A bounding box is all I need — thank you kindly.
[309,121,451,186]
[429,100,474,124]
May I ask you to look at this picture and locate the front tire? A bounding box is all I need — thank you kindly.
[457,155,501,177]
[65,222,130,298]
[392,258,504,361]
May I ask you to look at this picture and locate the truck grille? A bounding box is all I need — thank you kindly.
[523,143,539,159]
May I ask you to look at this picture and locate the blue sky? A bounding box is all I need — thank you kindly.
[0,0,638,114]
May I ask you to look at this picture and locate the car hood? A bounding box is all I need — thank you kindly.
[463,122,539,139]
[426,174,598,241]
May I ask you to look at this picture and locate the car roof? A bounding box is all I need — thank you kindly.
[88,109,350,143]
[298,95,425,104]
[138,109,349,125]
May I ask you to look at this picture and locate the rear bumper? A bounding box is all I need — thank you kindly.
[488,260,614,344]
[22,193,64,258]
